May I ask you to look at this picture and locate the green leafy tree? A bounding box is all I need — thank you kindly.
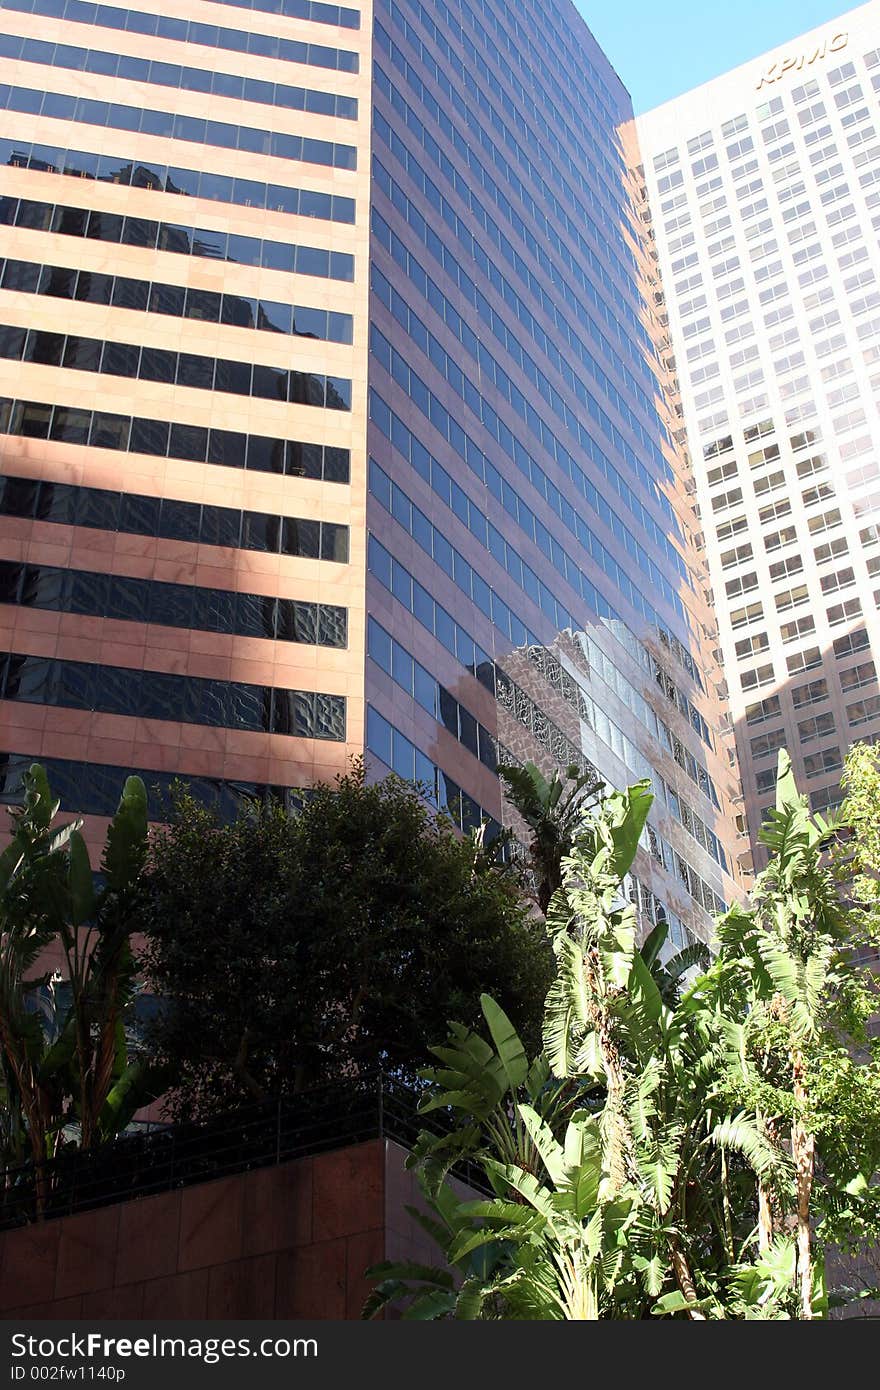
[0,764,163,1211]
[141,763,552,1120]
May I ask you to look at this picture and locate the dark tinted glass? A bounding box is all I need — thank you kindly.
[86,209,123,242]
[77,489,121,531]
[99,663,140,713]
[252,364,288,400]
[207,428,245,467]
[168,423,208,462]
[129,416,169,455]
[139,346,175,382]
[75,270,112,303]
[2,259,40,292]
[67,569,107,616]
[299,444,323,479]
[0,476,39,514]
[62,337,102,371]
[282,517,320,558]
[176,353,213,389]
[52,204,88,236]
[323,447,349,482]
[39,264,76,298]
[184,288,221,322]
[160,499,201,543]
[10,401,51,437]
[157,224,191,255]
[100,341,140,377]
[49,407,90,444]
[119,493,160,536]
[121,216,159,248]
[149,282,185,316]
[220,294,256,328]
[112,277,149,310]
[89,412,131,451]
[0,325,25,358]
[226,232,260,266]
[245,436,285,473]
[199,506,241,549]
[146,585,193,630]
[24,330,65,365]
[240,512,279,552]
[256,299,292,334]
[214,358,252,395]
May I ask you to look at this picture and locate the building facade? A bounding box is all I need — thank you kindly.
[0,0,742,946]
[0,0,373,847]
[638,1,880,866]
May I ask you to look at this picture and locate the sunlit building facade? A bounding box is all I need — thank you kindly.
[638,1,880,864]
[0,0,742,945]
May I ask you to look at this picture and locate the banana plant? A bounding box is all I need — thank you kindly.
[709,751,849,1319]
[0,765,78,1203]
[0,765,166,1214]
[366,777,800,1319]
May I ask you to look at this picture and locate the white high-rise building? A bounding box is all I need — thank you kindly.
[637,1,880,865]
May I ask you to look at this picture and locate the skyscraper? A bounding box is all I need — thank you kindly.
[638,1,880,867]
[0,0,372,845]
[0,0,741,947]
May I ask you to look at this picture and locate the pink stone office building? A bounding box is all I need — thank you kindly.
[0,0,743,948]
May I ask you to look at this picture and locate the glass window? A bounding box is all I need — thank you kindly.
[119,493,160,536]
[214,358,252,395]
[191,227,226,259]
[75,270,112,303]
[209,429,246,467]
[252,364,287,400]
[176,353,213,390]
[160,498,201,543]
[0,325,26,358]
[24,330,65,365]
[100,341,140,377]
[157,224,191,255]
[86,209,123,242]
[39,264,76,298]
[256,299,293,334]
[221,294,257,329]
[112,277,149,311]
[129,416,170,456]
[139,346,176,383]
[1,259,40,292]
[62,337,101,372]
[246,436,285,473]
[199,506,241,549]
[149,282,186,316]
[89,412,130,451]
[184,287,222,322]
[11,400,51,437]
[226,233,261,266]
[169,423,208,462]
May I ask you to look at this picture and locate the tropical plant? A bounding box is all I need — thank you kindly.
[498,761,601,913]
[0,764,163,1211]
[365,755,880,1319]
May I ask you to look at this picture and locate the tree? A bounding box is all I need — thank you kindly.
[498,762,601,913]
[365,755,880,1319]
[0,764,163,1212]
[715,751,880,1318]
[140,763,552,1121]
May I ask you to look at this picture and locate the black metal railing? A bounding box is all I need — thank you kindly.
[0,1072,486,1231]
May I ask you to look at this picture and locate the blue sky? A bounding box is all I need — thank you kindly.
[575,0,864,113]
